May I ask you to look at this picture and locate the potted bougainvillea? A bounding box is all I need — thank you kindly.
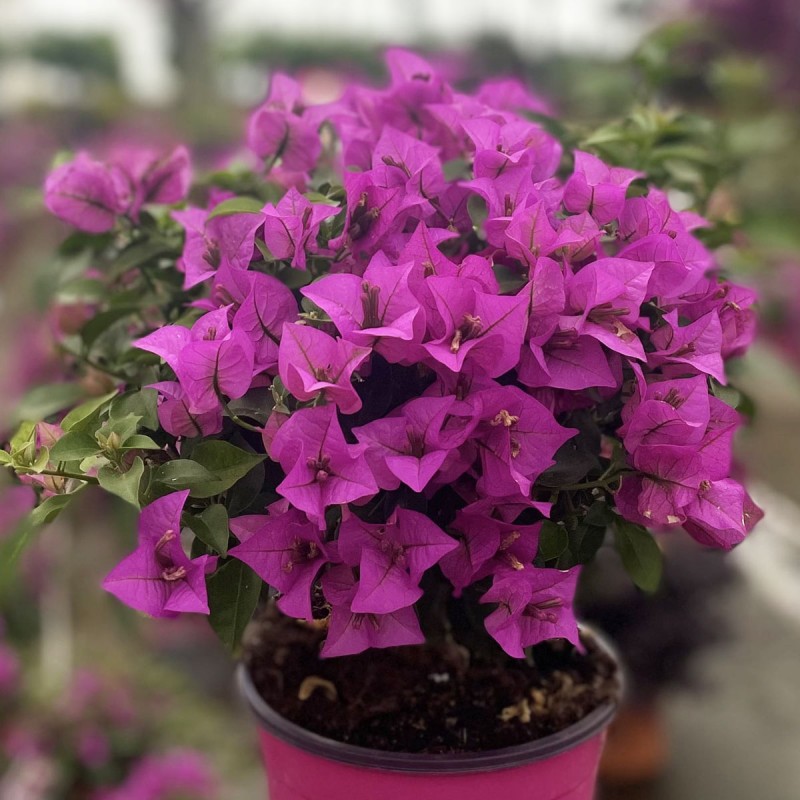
[2,49,762,799]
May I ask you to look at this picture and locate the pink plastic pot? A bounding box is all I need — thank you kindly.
[238,647,619,800]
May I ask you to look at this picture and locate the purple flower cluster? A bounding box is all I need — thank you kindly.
[44,145,191,233]
[44,49,762,659]
[103,491,217,618]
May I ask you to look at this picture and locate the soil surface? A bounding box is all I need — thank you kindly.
[244,607,620,754]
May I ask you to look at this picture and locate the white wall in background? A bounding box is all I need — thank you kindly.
[215,0,646,56]
[0,0,175,103]
[0,0,648,103]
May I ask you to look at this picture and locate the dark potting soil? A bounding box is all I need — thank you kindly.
[244,608,620,754]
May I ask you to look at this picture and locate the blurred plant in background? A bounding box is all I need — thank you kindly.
[636,0,800,378]
[0,635,220,800]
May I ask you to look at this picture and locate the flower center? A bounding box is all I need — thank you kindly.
[313,364,334,382]
[349,193,379,241]
[203,242,221,269]
[306,454,332,482]
[405,427,426,458]
[381,155,411,178]
[588,302,629,325]
[351,613,382,631]
[655,387,685,409]
[154,530,187,582]
[378,536,407,568]
[154,530,177,569]
[524,597,562,623]
[454,373,472,401]
[490,409,519,428]
[548,329,579,349]
[499,531,524,570]
[450,314,483,353]
[213,284,237,309]
[162,565,187,582]
[361,281,382,329]
[672,342,697,358]
[284,537,320,572]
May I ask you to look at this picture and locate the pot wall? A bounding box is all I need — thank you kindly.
[240,630,619,800]
[258,726,607,800]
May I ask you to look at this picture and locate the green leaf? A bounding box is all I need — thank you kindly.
[109,239,174,278]
[61,390,118,432]
[10,421,36,452]
[0,451,12,465]
[226,388,274,426]
[188,441,266,498]
[538,413,601,487]
[58,229,110,257]
[57,276,107,303]
[710,380,755,419]
[206,196,264,220]
[30,492,77,526]
[7,491,82,565]
[613,520,663,593]
[110,389,159,431]
[538,521,569,561]
[467,194,488,231]
[492,263,528,294]
[0,488,78,588]
[585,499,616,528]
[276,266,313,289]
[225,459,267,517]
[207,559,262,654]
[30,447,51,474]
[187,504,230,556]
[80,306,140,349]
[524,112,576,146]
[49,431,100,462]
[13,384,86,424]
[572,524,607,563]
[97,457,145,508]
[120,434,161,450]
[254,239,275,261]
[99,414,141,444]
[443,158,470,181]
[303,191,339,206]
[153,459,217,494]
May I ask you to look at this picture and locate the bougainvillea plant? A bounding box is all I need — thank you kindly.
[1,49,762,660]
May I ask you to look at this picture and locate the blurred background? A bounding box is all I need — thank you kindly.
[1,1,799,797]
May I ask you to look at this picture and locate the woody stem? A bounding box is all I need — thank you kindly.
[218,394,263,433]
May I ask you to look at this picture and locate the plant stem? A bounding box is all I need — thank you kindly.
[556,470,632,493]
[36,469,99,485]
[219,395,263,433]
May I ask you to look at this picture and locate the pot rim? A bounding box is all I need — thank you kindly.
[238,630,620,774]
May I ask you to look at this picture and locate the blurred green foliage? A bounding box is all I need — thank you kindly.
[10,34,120,80]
